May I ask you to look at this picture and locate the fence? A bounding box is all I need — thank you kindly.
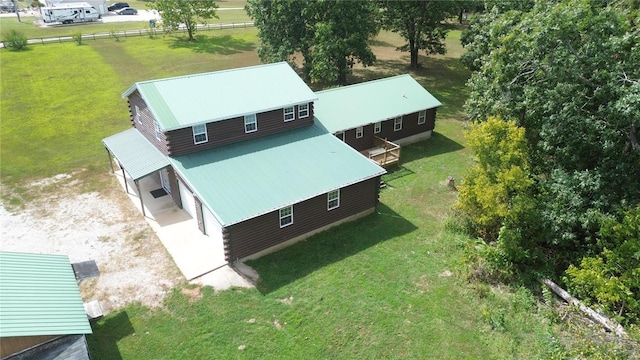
[1,22,254,48]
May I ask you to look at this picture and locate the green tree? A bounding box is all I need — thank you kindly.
[565,206,640,324]
[377,0,458,69]
[3,30,27,51]
[246,0,378,85]
[464,0,640,257]
[148,0,218,41]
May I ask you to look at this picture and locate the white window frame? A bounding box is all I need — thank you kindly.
[336,131,345,142]
[135,105,141,123]
[279,206,293,228]
[192,124,208,144]
[244,114,257,133]
[284,107,295,122]
[418,110,426,125]
[298,103,309,118]
[374,122,381,134]
[356,126,363,139]
[327,189,340,210]
[154,121,162,141]
[394,116,403,131]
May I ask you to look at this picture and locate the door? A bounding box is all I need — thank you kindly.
[160,169,171,194]
[178,180,196,219]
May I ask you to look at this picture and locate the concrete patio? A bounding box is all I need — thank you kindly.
[113,170,253,289]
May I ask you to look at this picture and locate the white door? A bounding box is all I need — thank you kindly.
[178,180,196,219]
[202,205,223,241]
[160,169,171,194]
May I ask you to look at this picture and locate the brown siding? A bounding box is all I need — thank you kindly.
[377,109,436,143]
[165,103,315,157]
[1,335,58,358]
[225,177,380,260]
[128,91,169,155]
[343,124,375,151]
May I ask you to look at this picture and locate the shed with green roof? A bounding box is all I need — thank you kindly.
[0,251,92,359]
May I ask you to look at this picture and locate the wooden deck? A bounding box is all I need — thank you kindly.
[360,136,400,167]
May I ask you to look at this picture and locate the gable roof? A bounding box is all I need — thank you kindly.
[170,122,386,227]
[0,251,92,337]
[314,74,442,133]
[123,62,318,131]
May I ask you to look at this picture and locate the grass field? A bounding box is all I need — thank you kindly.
[1,27,575,358]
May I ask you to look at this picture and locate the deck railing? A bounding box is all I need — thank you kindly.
[363,136,401,167]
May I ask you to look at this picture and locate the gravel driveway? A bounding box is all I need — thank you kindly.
[0,173,183,314]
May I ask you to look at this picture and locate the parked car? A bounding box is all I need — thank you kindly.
[107,2,128,11]
[115,7,137,15]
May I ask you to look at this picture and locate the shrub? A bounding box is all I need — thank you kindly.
[72,31,83,45]
[4,30,28,51]
[109,28,121,42]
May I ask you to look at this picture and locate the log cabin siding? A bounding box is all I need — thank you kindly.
[165,103,315,157]
[378,109,436,143]
[129,91,169,155]
[343,124,375,151]
[224,177,380,260]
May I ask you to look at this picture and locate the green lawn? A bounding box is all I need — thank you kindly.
[2,29,564,358]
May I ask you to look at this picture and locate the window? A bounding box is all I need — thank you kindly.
[279,206,293,228]
[284,107,295,122]
[374,122,381,134]
[193,124,208,144]
[135,105,141,123]
[298,103,309,118]
[394,116,403,131]
[327,189,340,210]
[244,114,257,133]
[154,121,162,141]
[356,127,363,139]
[418,110,426,125]
[336,131,345,142]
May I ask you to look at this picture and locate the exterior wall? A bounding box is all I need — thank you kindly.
[194,196,205,233]
[340,124,375,152]
[128,91,169,156]
[165,103,314,157]
[224,177,380,261]
[167,167,182,208]
[377,108,437,143]
[1,335,58,358]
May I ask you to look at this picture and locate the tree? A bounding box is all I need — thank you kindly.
[246,0,379,85]
[378,0,458,69]
[148,0,218,41]
[463,0,640,258]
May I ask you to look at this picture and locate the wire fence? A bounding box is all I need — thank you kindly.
[1,22,254,48]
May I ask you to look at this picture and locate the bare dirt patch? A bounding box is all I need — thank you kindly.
[0,173,183,314]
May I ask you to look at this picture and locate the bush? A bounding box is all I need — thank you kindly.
[109,28,121,42]
[72,31,83,45]
[4,30,28,51]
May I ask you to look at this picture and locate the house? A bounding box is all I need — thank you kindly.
[314,75,442,166]
[103,62,387,262]
[0,251,93,360]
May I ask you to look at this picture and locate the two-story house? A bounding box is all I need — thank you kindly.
[103,62,388,262]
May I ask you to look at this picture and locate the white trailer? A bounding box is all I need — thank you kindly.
[41,2,100,24]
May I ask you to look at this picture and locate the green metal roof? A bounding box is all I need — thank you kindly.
[170,122,386,226]
[123,62,318,131]
[314,74,442,133]
[102,128,170,180]
[0,252,92,337]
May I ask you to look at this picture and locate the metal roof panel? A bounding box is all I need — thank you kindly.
[102,128,170,180]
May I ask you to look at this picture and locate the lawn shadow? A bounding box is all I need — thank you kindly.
[168,34,255,54]
[400,132,465,164]
[86,310,135,360]
[382,165,415,183]
[249,203,417,294]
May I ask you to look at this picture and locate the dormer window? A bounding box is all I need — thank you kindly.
[193,124,208,144]
[298,104,309,118]
[418,110,426,125]
[284,107,295,122]
[244,114,257,133]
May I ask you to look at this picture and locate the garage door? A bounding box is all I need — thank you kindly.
[202,205,223,242]
[178,180,196,219]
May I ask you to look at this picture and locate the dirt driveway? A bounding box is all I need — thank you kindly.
[0,173,183,314]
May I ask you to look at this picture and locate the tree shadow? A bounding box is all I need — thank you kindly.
[86,310,135,360]
[248,203,417,294]
[168,34,255,54]
[400,132,465,164]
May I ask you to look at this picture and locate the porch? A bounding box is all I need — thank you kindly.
[360,136,401,167]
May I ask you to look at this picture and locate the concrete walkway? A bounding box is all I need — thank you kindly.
[113,170,255,290]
